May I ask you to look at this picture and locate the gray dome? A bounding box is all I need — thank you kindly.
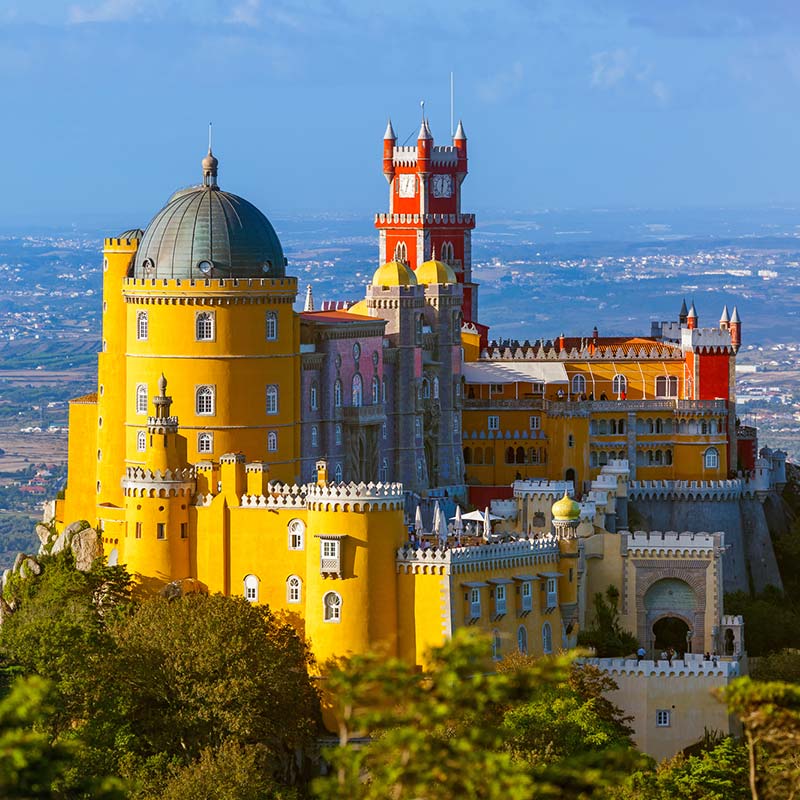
[133,183,286,280]
[118,228,144,240]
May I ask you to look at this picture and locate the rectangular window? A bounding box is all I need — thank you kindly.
[156,523,166,540]
[529,415,541,430]
[656,710,671,727]
[488,415,499,431]
[546,577,557,608]
[470,588,481,619]
[322,540,339,559]
[495,585,507,615]
[135,522,142,539]
[521,581,533,612]
[320,538,341,575]
[180,523,188,540]
[490,384,503,395]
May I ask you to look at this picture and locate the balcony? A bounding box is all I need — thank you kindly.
[550,398,728,415]
[341,403,386,427]
[463,397,546,410]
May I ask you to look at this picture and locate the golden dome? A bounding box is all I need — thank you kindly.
[552,491,580,521]
[347,299,371,317]
[416,258,456,285]
[371,260,418,287]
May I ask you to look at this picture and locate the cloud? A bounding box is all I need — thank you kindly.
[227,0,261,27]
[67,0,151,24]
[476,61,525,104]
[591,49,631,88]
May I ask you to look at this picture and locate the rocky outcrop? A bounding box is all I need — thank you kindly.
[161,578,209,599]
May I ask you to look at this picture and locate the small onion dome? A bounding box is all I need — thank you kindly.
[202,149,219,173]
[347,299,371,316]
[416,258,456,285]
[552,491,580,521]
[371,260,417,287]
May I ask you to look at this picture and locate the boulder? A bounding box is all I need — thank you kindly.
[70,528,101,572]
[35,524,51,546]
[161,578,209,600]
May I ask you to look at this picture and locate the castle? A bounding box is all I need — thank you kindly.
[48,116,787,757]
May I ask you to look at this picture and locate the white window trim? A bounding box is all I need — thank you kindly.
[136,311,148,341]
[488,415,499,431]
[197,432,213,453]
[136,384,148,416]
[196,385,216,416]
[286,575,302,604]
[243,574,259,603]
[267,431,278,452]
[288,519,305,551]
[195,311,216,342]
[266,311,278,341]
[266,385,279,415]
[137,430,147,452]
[323,591,342,623]
[656,709,671,727]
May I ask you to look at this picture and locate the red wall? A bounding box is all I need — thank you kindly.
[697,352,730,400]
[468,485,513,509]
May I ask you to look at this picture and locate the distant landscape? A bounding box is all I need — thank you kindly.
[1,205,799,535]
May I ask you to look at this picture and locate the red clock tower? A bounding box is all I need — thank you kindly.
[375,117,479,323]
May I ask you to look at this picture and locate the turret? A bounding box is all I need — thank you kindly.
[551,492,580,644]
[304,283,314,312]
[454,119,467,166]
[417,118,432,173]
[687,301,697,330]
[729,306,741,353]
[719,305,729,331]
[679,298,688,326]
[382,118,396,183]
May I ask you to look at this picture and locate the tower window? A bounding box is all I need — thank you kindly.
[335,463,343,482]
[704,447,719,469]
[568,434,575,448]
[379,458,388,482]
[433,377,439,400]
[542,622,553,654]
[656,710,671,727]
[311,425,318,448]
[334,380,342,408]
[529,415,540,430]
[266,385,279,415]
[156,523,166,540]
[137,430,146,452]
[243,574,259,603]
[197,432,213,453]
[136,311,148,341]
[310,381,319,411]
[196,385,215,416]
[612,374,627,396]
[267,431,278,452]
[517,625,528,655]
[323,591,341,622]
[266,311,278,341]
[135,522,142,539]
[492,629,502,661]
[136,384,148,416]
[381,377,387,403]
[415,418,422,438]
[287,575,302,604]
[335,424,342,446]
[372,375,380,405]
[195,311,215,341]
[572,374,586,395]
[288,519,305,550]
[351,374,363,407]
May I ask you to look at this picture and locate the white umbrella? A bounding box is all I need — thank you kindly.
[434,503,448,549]
[453,505,463,534]
[458,509,503,523]
[482,507,493,541]
[414,505,424,538]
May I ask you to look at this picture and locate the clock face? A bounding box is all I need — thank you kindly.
[432,174,453,198]
[398,174,417,198]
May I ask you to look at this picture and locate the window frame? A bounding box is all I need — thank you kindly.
[137,430,147,452]
[265,311,278,341]
[195,311,215,342]
[266,384,279,415]
[572,374,586,395]
[656,709,671,727]
[196,385,215,416]
[288,519,305,551]
[323,591,341,623]
[136,310,148,341]
[287,575,302,604]
[197,432,213,454]
[136,384,148,416]
[542,621,553,654]
[243,574,259,603]
[267,431,278,452]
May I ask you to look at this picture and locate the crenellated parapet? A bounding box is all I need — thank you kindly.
[621,530,723,558]
[396,537,561,575]
[122,465,195,497]
[239,487,307,509]
[513,479,574,500]
[479,340,682,362]
[585,655,741,678]
[305,481,405,512]
[374,212,476,227]
[628,478,752,501]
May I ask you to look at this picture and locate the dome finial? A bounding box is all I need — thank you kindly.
[202,122,219,188]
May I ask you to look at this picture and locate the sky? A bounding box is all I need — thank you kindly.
[2,0,800,225]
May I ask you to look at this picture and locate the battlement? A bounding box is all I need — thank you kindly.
[396,536,561,575]
[585,655,741,678]
[239,489,307,509]
[104,237,140,249]
[622,530,722,556]
[720,614,744,627]
[305,481,405,511]
[513,479,574,500]
[374,212,476,227]
[220,453,246,465]
[122,466,195,496]
[479,339,682,362]
[681,326,734,353]
[628,479,749,501]
[123,276,297,293]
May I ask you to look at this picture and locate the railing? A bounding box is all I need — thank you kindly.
[463,398,547,410]
[470,601,482,619]
[549,399,728,414]
[341,403,386,426]
[320,556,340,574]
[495,596,507,615]
[521,594,533,613]
[546,591,558,608]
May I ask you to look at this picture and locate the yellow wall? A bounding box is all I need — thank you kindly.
[63,397,99,527]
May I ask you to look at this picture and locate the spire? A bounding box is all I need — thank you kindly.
[383,118,396,141]
[418,118,433,141]
[304,284,314,312]
[679,298,688,316]
[720,305,729,324]
[687,301,697,319]
[454,119,466,140]
[730,305,740,323]
[202,132,219,189]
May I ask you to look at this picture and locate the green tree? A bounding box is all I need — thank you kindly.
[577,586,639,658]
[751,649,800,683]
[313,630,645,800]
[725,587,800,656]
[109,594,320,792]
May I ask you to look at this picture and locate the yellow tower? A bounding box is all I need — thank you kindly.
[121,375,192,587]
[303,461,406,664]
[552,491,581,646]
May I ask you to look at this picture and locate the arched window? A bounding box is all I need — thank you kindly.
[618,419,625,434]
[572,374,586,395]
[415,418,422,438]
[598,419,608,435]
[381,377,387,403]
[265,311,278,341]
[422,378,431,399]
[137,430,147,452]
[136,384,148,415]
[415,314,423,342]
[506,447,515,464]
[517,625,528,655]
[701,420,708,435]
[516,446,525,464]
[243,574,259,603]
[352,374,363,407]
[656,418,664,433]
[136,311,148,341]
[334,380,342,408]
[196,385,215,415]
[485,447,494,464]
[310,381,318,411]
[612,374,627,396]
[492,629,502,661]
[196,311,214,341]
[397,241,408,263]
[335,424,342,446]
[542,622,553,654]
[335,463,343,482]
[704,447,719,469]
[267,431,278,452]
[599,451,608,466]
[323,591,341,622]
[590,451,598,467]
[379,459,388,482]
[286,575,302,604]
[310,426,318,447]
[288,518,304,550]
[463,446,472,464]
[433,376,440,400]
[372,375,380,405]
[266,385,279,414]
[197,432,213,453]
